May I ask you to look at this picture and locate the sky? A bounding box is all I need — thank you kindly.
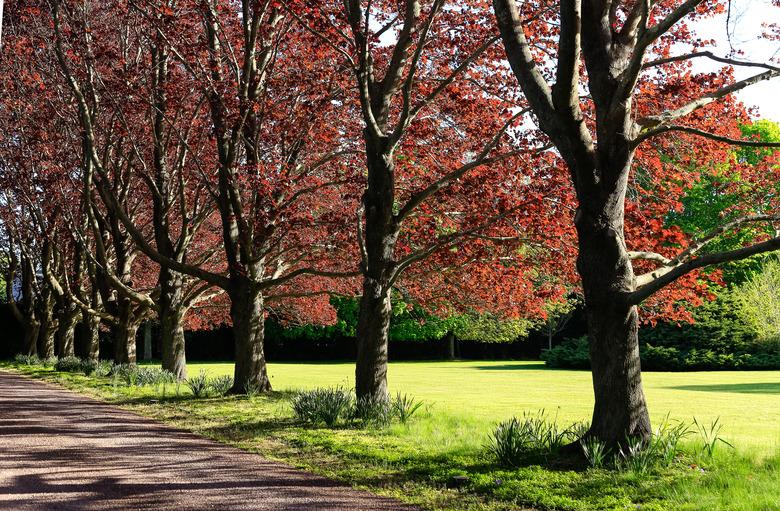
[693,0,780,121]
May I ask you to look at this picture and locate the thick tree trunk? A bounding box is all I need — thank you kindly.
[230,282,271,393]
[113,300,139,365]
[37,303,56,359]
[355,139,396,401]
[83,314,101,361]
[23,318,40,357]
[445,331,456,361]
[355,279,392,400]
[55,304,79,358]
[576,202,651,448]
[159,270,187,379]
[142,322,152,360]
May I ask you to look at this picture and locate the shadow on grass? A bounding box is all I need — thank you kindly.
[471,362,550,371]
[668,382,780,394]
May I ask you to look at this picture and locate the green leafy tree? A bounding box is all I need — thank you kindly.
[740,257,780,342]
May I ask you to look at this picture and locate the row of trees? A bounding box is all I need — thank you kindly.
[1,0,779,447]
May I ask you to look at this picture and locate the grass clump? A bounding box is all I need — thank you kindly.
[13,354,41,366]
[81,358,113,377]
[292,387,427,428]
[293,387,354,426]
[186,369,210,397]
[209,375,234,396]
[488,411,583,466]
[54,356,83,372]
[110,364,176,387]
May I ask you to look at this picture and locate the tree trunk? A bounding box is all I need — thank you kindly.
[113,300,139,365]
[23,318,40,356]
[55,304,79,358]
[355,138,397,401]
[37,303,56,359]
[445,331,456,360]
[159,270,187,379]
[142,322,153,361]
[355,279,392,400]
[576,204,651,448]
[230,282,271,393]
[83,314,101,361]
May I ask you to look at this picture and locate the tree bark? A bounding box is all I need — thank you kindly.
[55,302,79,358]
[23,318,40,357]
[143,322,153,361]
[355,137,396,401]
[230,282,271,393]
[576,190,652,447]
[113,300,139,365]
[355,279,392,400]
[83,314,101,361]
[37,297,56,359]
[445,331,456,360]
[158,269,187,379]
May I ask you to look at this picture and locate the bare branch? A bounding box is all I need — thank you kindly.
[634,124,780,148]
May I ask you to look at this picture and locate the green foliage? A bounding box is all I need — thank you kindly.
[449,312,534,343]
[186,369,210,397]
[266,294,533,344]
[208,375,234,396]
[111,364,176,387]
[243,376,263,397]
[541,336,590,369]
[665,120,780,285]
[81,358,113,377]
[580,437,608,468]
[54,356,83,372]
[543,291,780,370]
[740,257,780,341]
[391,392,424,424]
[41,356,58,368]
[13,354,41,365]
[291,387,426,428]
[737,120,780,165]
[352,394,391,426]
[292,387,354,426]
[694,418,733,458]
[487,411,584,466]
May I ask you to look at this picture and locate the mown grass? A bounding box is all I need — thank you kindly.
[3,360,780,511]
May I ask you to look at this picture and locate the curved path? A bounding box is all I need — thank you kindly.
[0,371,413,510]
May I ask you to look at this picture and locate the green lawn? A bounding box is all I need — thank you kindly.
[189,360,780,450]
[6,359,780,510]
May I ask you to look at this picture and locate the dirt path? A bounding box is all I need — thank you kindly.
[0,371,413,510]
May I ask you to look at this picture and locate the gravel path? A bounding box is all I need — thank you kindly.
[0,371,414,510]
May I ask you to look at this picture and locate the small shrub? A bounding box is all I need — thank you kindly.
[186,369,210,397]
[391,392,424,424]
[42,356,58,368]
[353,394,391,426]
[209,375,234,396]
[292,387,353,426]
[14,354,41,366]
[55,356,83,372]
